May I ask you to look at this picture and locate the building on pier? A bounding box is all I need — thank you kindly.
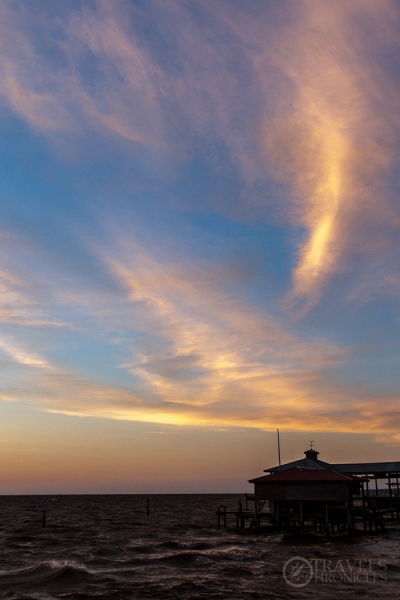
[248,447,400,534]
[249,466,363,534]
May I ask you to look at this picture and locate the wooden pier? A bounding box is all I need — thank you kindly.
[217,495,400,535]
[216,501,274,531]
[220,446,400,537]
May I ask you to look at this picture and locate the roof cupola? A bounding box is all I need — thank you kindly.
[304,441,319,462]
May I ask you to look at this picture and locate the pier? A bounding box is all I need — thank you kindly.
[216,497,272,530]
[218,447,400,536]
[217,494,400,535]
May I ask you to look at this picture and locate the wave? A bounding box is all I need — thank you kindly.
[125,544,270,569]
[0,560,96,594]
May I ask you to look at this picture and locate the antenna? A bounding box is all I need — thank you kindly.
[277,429,281,471]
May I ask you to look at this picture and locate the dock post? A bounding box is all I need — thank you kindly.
[362,488,367,531]
[389,475,394,518]
[347,501,352,536]
[299,500,304,531]
[217,506,220,529]
[146,497,150,517]
[42,510,46,528]
[276,500,280,532]
[325,502,330,538]
[373,508,378,532]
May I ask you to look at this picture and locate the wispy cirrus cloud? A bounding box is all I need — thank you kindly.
[0,0,163,146]
[91,236,349,426]
[0,0,264,169]
[2,0,399,313]
[0,225,399,437]
[0,337,50,369]
[257,0,400,311]
[0,267,67,328]
[0,222,349,429]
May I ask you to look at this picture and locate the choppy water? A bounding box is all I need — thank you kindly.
[0,494,399,599]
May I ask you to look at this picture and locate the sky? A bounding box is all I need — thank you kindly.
[1,0,400,493]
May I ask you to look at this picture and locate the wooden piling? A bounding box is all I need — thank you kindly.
[42,510,46,528]
[146,497,150,517]
[299,500,304,531]
[325,501,330,538]
[347,502,352,536]
[389,475,395,518]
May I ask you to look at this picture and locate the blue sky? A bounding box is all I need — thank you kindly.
[1,0,400,492]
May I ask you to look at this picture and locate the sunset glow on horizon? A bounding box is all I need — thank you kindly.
[1,0,400,493]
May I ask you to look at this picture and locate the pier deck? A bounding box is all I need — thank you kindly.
[216,496,400,534]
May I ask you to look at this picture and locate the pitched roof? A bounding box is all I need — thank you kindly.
[265,458,332,472]
[265,459,400,476]
[262,448,400,476]
[249,467,360,484]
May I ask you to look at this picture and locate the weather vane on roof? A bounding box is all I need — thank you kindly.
[310,440,314,449]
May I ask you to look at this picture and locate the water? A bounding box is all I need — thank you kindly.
[0,494,399,599]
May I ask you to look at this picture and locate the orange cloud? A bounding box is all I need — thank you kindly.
[260,0,400,311]
[0,232,353,432]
